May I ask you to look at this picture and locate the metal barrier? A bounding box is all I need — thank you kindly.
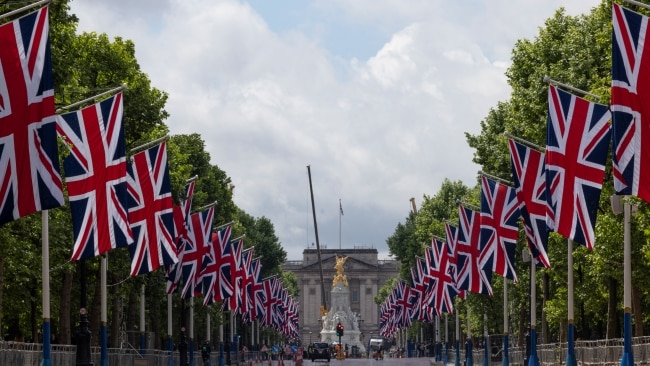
[6,337,650,366]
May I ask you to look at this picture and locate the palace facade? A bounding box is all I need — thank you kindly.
[281,247,399,344]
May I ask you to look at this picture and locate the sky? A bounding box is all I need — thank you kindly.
[68,0,600,261]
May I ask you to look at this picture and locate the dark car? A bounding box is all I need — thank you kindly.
[310,342,331,362]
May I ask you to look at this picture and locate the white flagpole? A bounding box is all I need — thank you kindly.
[100,255,108,365]
[167,294,174,363]
[502,278,509,366]
[339,199,343,249]
[140,284,146,354]
[41,210,52,366]
[189,298,195,365]
[529,259,539,366]
[566,239,576,366]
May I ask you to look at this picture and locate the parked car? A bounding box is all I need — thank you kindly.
[310,342,331,362]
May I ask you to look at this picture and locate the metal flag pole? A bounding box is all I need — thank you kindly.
[528,256,539,366]
[339,198,342,249]
[466,306,473,366]
[566,239,576,366]
[482,313,488,366]
[502,277,509,366]
[168,294,175,366]
[622,0,650,10]
[611,195,634,366]
[129,135,170,156]
[100,255,108,366]
[56,84,127,113]
[140,284,146,355]
[503,132,545,152]
[542,76,600,100]
[41,210,52,366]
[0,0,51,21]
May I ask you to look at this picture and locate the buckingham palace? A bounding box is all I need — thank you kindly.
[281,247,399,344]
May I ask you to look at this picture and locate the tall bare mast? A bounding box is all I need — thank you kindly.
[307,165,327,315]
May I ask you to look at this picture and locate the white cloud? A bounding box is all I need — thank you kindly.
[69,0,599,260]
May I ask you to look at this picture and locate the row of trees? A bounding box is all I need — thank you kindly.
[0,1,295,348]
[382,0,650,347]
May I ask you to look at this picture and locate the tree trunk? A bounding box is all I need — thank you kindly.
[59,269,73,344]
[151,290,161,349]
[518,305,526,348]
[632,283,643,337]
[126,287,137,333]
[30,285,37,342]
[606,277,618,339]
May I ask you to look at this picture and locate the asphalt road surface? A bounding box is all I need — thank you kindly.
[247,358,437,366]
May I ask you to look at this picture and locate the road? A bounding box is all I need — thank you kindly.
[243,358,437,366]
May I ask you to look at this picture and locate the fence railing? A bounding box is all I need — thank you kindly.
[5,337,650,365]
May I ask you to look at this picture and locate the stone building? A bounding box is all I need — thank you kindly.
[281,247,399,345]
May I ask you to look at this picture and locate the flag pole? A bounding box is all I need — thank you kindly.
[542,76,600,100]
[129,135,170,155]
[168,294,175,366]
[339,198,342,249]
[0,0,51,21]
[566,239,576,366]
[529,256,539,366]
[612,195,634,366]
[503,132,545,152]
[466,305,473,366]
[478,171,513,187]
[502,278,509,366]
[56,84,127,113]
[189,297,195,366]
[100,255,109,366]
[455,301,460,366]
[214,221,234,232]
[140,284,146,355]
[621,0,650,11]
[41,210,52,366]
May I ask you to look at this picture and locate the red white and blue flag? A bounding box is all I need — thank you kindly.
[261,276,280,328]
[428,238,457,315]
[508,139,551,267]
[222,237,244,312]
[0,6,64,224]
[479,176,520,282]
[444,222,465,299]
[126,142,177,276]
[545,85,611,250]
[57,93,133,260]
[179,206,213,298]
[201,224,232,306]
[166,180,195,294]
[456,205,492,296]
[611,3,650,204]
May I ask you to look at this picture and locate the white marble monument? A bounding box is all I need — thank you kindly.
[319,255,366,353]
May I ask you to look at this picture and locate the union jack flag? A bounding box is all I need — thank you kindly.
[261,276,279,328]
[456,205,492,296]
[201,224,232,306]
[545,85,611,250]
[179,206,213,298]
[57,93,133,260]
[427,238,457,315]
[166,180,195,294]
[126,142,176,276]
[479,176,520,282]
[444,222,465,299]
[244,257,264,322]
[611,3,650,203]
[0,6,64,225]
[222,237,243,312]
[508,139,551,267]
[236,248,254,315]
[411,257,434,322]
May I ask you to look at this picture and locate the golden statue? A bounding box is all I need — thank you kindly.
[332,255,348,287]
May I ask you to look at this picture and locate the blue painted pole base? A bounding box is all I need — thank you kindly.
[501,334,509,366]
[466,339,473,366]
[40,321,52,366]
[100,324,109,366]
[455,340,461,366]
[621,313,633,366]
[168,337,176,366]
[566,323,576,366]
[528,329,539,366]
[483,336,489,366]
[218,342,224,366]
